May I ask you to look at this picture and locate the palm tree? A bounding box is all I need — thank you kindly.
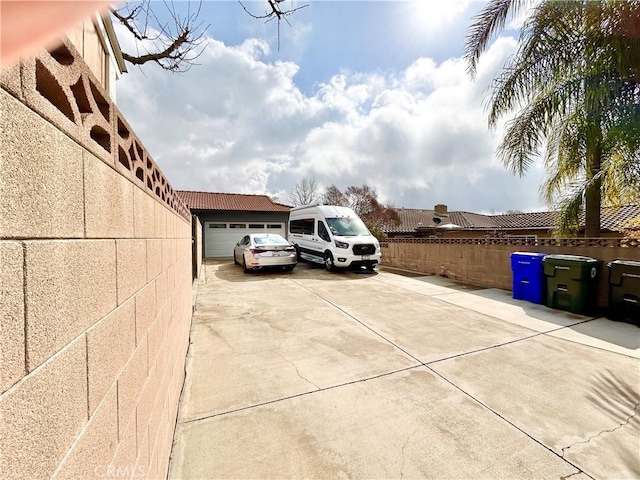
[465,0,640,237]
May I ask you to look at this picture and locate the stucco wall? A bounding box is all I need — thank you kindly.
[1,40,192,479]
[381,238,640,310]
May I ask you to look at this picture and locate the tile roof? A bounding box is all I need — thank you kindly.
[386,205,640,234]
[177,191,292,212]
[596,204,640,230]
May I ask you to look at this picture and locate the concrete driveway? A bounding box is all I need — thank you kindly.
[169,260,640,479]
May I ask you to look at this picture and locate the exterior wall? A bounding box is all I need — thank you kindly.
[196,211,291,258]
[193,215,203,280]
[195,211,290,224]
[381,238,640,309]
[1,39,192,480]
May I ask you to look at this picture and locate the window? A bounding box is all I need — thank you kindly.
[290,218,315,235]
[267,224,282,229]
[326,217,370,236]
[209,223,226,229]
[318,221,331,242]
[248,224,265,229]
[230,223,246,228]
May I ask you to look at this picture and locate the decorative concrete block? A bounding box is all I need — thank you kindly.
[146,239,162,282]
[84,152,134,238]
[86,300,135,415]
[20,42,114,166]
[133,188,155,239]
[116,239,147,305]
[52,384,118,480]
[135,283,157,346]
[24,240,116,371]
[0,241,25,393]
[0,337,87,480]
[117,340,148,435]
[0,89,84,238]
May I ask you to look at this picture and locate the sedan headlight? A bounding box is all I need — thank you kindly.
[334,240,349,249]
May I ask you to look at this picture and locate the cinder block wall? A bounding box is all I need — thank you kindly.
[1,40,193,479]
[381,239,640,309]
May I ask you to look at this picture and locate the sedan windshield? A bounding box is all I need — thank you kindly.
[326,217,370,236]
[252,234,289,245]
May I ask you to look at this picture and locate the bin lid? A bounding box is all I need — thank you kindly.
[543,254,600,264]
[608,259,640,268]
[511,252,547,258]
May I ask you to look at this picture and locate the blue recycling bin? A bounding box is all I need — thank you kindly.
[511,252,547,304]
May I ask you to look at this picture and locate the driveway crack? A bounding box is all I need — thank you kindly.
[561,401,640,457]
[399,426,420,479]
[560,472,583,480]
[273,350,320,390]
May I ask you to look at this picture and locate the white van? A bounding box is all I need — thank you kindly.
[288,204,382,271]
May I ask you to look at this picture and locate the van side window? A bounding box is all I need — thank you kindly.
[290,218,315,235]
[318,221,331,242]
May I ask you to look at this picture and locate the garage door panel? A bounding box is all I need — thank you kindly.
[205,222,285,258]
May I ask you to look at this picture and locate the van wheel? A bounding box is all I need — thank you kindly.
[294,244,301,261]
[324,252,335,271]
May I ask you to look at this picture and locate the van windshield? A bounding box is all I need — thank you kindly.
[326,217,370,236]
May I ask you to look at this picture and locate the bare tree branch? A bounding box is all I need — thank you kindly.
[238,0,309,51]
[110,0,209,73]
[290,177,321,206]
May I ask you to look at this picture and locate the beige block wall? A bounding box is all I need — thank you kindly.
[382,241,640,309]
[1,70,193,480]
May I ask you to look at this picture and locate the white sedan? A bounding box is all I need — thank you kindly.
[233,233,297,273]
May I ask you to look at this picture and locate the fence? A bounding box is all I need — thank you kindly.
[1,38,193,479]
[381,237,640,309]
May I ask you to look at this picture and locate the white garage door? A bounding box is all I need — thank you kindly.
[204,222,286,258]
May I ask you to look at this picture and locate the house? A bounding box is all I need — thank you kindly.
[66,12,127,100]
[385,204,640,239]
[178,191,292,258]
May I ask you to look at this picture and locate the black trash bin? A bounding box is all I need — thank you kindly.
[608,260,640,325]
[543,254,602,315]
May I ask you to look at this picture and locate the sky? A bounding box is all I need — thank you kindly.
[114,0,547,213]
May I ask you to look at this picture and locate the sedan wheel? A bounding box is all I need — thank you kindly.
[233,251,239,265]
[324,252,335,272]
[243,256,250,274]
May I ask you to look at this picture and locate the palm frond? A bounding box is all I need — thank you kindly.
[464,0,534,78]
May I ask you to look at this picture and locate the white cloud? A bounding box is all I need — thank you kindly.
[405,0,475,31]
[116,30,545,213]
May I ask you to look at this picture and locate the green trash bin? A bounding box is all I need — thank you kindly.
[608,260,640,325]
[543,254,602,314]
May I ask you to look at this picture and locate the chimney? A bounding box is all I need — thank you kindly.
[434,204,448,216]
